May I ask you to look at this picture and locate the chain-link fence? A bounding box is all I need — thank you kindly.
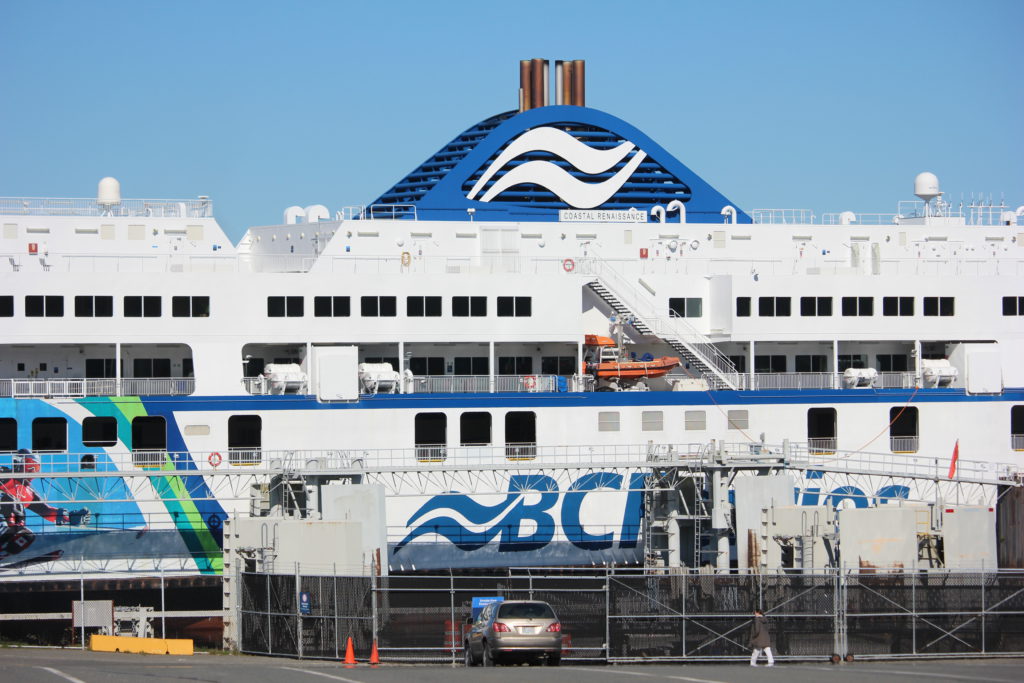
[237,569,1024,663]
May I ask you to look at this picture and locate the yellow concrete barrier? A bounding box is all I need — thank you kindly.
[89,634,194,655]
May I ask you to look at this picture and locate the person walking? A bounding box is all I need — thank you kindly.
[749,608,774,667]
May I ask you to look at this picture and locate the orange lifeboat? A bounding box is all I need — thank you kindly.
[587,356,681,379]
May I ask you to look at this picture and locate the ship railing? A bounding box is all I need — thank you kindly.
[752,208,815,224]
[0,377,193,398]
[7,442,1017,485]
[0,197,212,218]
[1013,434,1024,451]
[889,436,920,454]
[406,375,592,394]
[747,372,836,390]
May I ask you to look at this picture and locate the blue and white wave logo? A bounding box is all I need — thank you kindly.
[394,473,646,553]
[466,127,647,209]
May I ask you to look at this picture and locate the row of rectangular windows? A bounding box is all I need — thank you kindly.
[0,295,208,318]
[269,295,531,318]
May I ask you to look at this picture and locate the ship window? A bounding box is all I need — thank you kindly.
[642,411,664,432]
[453,357,489,375]
[125,295,161,318]
[727,410,749,430]
[541,356,576,375]
[800,296,833,316]
[505,411,536,459]
[669,297,702,318]
[132,416,166,466]
[0,296,12,317]
[838,354,867,371]
[755,355,786,373]
[795,355,828,372]
[228,415,262,465]
[360,296,397,317]
[808,408,837,454]
[25,295,64,317]
[75,295,113,317]
[1002,296,1024,316]
[82,417,118,447]
[314,296,350,317]
[407,296,442,317]
[727,355,747,373]
[923,296,954,317]
[841,296,873,316]
[876,354,910,372]
[460,412,491,446]
[736,297,751,317]
[758,297,790,317]
[172,296,210,317]
[1012,406,1024,451]
[0,418,16,452]
[133,358,172,378]
[453,296,486,317]
[498,356,533,374]
[32,417,67,452]
[267,296,303,317]
[410,357,445,376]
[882,296,914,316]
[497,296,531,317]
[889,407,918,453]
[598,411,620,432]
[684,410,706,431]
[414,413,446,462]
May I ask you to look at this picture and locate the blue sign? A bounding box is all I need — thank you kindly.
[471,596,503,621]
[299,591,311,615]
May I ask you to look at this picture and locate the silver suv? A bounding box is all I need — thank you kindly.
[464,599,562,666]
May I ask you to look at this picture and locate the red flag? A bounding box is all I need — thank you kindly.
[947,440,960,479]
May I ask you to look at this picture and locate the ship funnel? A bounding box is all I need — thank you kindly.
[519,59,585,111]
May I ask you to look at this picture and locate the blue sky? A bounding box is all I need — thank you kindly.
[1,1,1021,242]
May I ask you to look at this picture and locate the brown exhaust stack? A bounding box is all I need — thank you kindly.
[519,60,532,111]
[572,59,585,107]
[530,58,545,111]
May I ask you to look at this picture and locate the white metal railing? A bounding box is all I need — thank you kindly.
[890,436,920,453]
[1012,434,1024,451]
[0,197,212,218]
[8,442,1017,486]
[807,437,837,455]
[0,377,193,398]
[407,375,590,394]
[747,372,836,390]
[752,209,815,224]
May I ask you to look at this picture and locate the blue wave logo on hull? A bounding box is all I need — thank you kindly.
[395,473,648,554]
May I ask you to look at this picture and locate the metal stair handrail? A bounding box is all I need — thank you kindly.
[578,247,740,389]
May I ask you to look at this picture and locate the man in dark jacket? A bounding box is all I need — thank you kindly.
[749,609,774,666]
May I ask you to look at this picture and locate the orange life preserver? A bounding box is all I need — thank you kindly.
[208,452,222,467]
[523,375,537,390]
[562,258,575,272]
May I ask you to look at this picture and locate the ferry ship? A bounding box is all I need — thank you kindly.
[2,59,1023,578]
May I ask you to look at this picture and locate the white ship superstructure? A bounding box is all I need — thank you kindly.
[1,60,1023,577]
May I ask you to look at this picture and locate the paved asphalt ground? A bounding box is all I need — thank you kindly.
[1,648,1022,683]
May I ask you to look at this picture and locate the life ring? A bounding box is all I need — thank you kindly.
[401,251,411,266]
[523,375,537,390]
[208,452,222,468]
[562,258,575,273]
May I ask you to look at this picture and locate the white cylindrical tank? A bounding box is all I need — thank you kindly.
[914,172,940,202]
[97,177,121,206]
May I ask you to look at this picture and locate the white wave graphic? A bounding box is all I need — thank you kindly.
[479,151,647,209]
[466,127,644,209]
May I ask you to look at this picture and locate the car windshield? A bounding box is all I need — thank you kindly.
[497,603,555,619]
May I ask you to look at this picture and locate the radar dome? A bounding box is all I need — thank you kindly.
[914,172,941,202]
[97,177,121,206]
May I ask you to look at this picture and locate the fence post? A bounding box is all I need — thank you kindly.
[981,568,986,654]
[267,572,272,655]
[333,564,340,661]
[79,571,85,650]
[449,570,456,664]
[604,567,611,663]
[160,567,166,639]
[371,559,378,655]
[911,568,917,655]
[295,562,303,659]
[682,570,687,660]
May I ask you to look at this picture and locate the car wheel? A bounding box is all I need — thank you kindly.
[547,654,561,666]
[464,642,475,667]
[482,641,495,667]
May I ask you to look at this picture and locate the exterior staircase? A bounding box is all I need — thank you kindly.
[580,254,741,390]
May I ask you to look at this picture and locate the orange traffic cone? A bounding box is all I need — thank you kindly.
[343,636,356,667]
[369,639,380,666]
